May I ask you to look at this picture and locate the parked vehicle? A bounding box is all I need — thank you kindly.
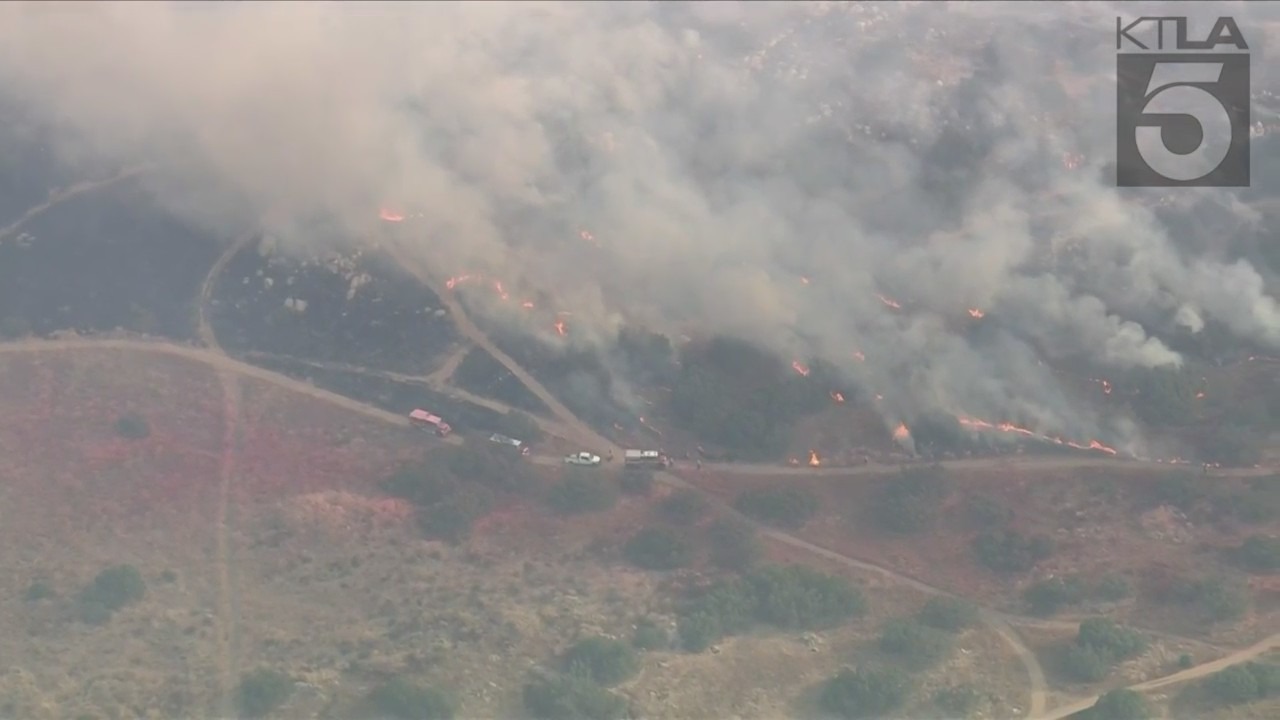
[489,433,531,456]
[564,451,602,466]
[624,449,668,468]
[409,409,451,437]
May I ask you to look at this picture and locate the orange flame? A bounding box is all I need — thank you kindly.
[521,300,535,309]
[956,415,1118,455]
[1195,391,1205,399]
[830,391,845,403]
[792,361,810,377]
[1090,378,1113,395]
[554,320,567,337]
[789,457,800,466]
[878,294,902,310]
[967,308,985,319]
[892,423,911,442]
[853,351,866,362]
[801,276,811,285]
[808,450,821,467]
[379,208,405,223]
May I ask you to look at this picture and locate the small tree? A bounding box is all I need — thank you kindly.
[933,684,984,718]
[562,637,640,687]
[1237,534,1280,572]
[114,413,150,440]
[918,596,979,632]
[80,564,146,613]
[623,527,693,571]
[878,618,952,669]
[1023,576,1086,616]
[631,618,669,651]
[367,677,456,720]
[1094,574,1133,602]
[733,487,819,529]
[973,529,1054,574]
[1062,645,1111,683]
[235,668,293,719]
[1087,688,1150,720]
[707,518,762,572]
[1076,618,1147,661]
[1204,665,1260,705]
[819,666,911,719]
[658,489,710,524]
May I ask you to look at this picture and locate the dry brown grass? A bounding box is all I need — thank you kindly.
[0,348,1032,718]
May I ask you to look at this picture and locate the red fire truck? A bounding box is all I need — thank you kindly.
[409,408,452,437]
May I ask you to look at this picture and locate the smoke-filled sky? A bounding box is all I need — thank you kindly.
[2,1,1279,449]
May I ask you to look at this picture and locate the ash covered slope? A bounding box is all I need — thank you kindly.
[2,1,1279,451]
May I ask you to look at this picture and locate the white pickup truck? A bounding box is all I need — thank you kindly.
[564,451,602,466]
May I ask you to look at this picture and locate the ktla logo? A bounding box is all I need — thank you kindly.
[1115,16,1250,187]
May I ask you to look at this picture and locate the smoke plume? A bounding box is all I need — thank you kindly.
[1,1,1278,447]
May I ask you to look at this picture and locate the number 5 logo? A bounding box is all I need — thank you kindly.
[1134,62,1233,182]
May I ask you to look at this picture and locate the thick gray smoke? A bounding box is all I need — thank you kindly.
[1,1,1278,448]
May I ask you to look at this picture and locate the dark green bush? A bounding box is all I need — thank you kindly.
[1076,618,1147,661]
[707,518,761,572]
[562,637,640,687]
[418,484,494,544]
[972,529,1054,574]
[367,677,456,720]
[917,596,980,632]
[623,527,693,571]
[1236,534,1280,572]
[658,489,710,525]
[382,464,457,507]
[1023,576,1086,616]
[1204,665,1260,705]
[1094,574,1133,602]
[873,465,949,534]
[819,666,911,719]
[877,618,952,669]
[80,564,146,613]
[114,413,150,439]
[631,618,668,651]
[1062,645,1111,683]
[733,487,819,529]
[1083,688,1150,720]
[235,668,293,719]
[933,684,984,718]
[23,579,53,602]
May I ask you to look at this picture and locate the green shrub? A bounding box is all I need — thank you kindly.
[619,469,654,496]
[522,673,627,720]
[623,527,693,571]
[707,517,761,571]
[548,470,619,515]
[562,637,640,687]
[418,484,494,544]
[819,666,911,719]
[933,684,984,718]
[1062,644,1112,683]
[917,596,979,632]
[966,494,1014,526]
[23,579,53,602]
[877,618,953,669]
[972,529,1054,574]
[114,413,150,439]
[1094,573,1133,602]
[1204,665,1260,705]
[1084,688,1150,720]
[676,564,865,652]
[1236,534,1280,572]
[733,487,819,529]
[1023,576,1086,616]
[1178,653,1194,669]
[1076,618,1147,661]
[367,677,456,720]
[1171,577,1249,622]
[658,489,710,524]
[873,465,949,534]
[235,668,293,719]
[80,564,146,613]
[631,618,668,651]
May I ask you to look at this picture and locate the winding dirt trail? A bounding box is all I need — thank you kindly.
[1034,632,1280,720]
[0,164,150,244]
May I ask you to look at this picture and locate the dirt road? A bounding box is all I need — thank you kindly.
[0,165,150,244]
[1034,632,1280,720]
